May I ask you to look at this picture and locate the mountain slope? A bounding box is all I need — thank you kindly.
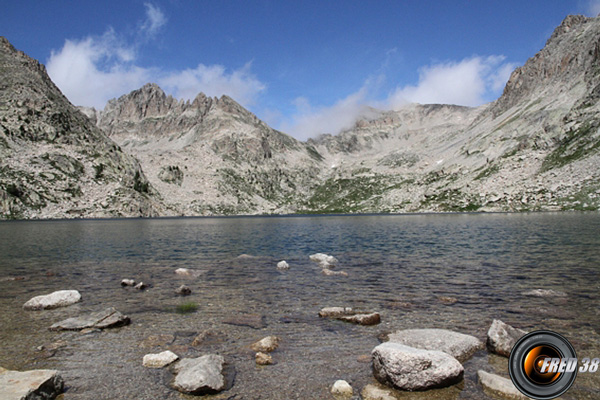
[95,84,323,215]
[0,37,166,219]
[303,15,600,213]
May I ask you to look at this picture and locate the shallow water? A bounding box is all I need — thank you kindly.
[0,212,599,399]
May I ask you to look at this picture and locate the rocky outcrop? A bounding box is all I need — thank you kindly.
[372,342,464,391]
[0,368,64,399]
[96,83,323,216]
[171,355,229,394]
[0,37,165,220]
[387,329,483,363]
[486,320,527,357]
[49,307,130,331]
[23,290,81,310]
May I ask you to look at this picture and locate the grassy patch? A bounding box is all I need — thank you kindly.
[474,164,500,180]
[176,301,198,314]
[541,122,600,172]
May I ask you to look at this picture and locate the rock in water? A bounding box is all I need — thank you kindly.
[175,285,192,295]
[331,380,353,397]
[121,279,135,287]
[23,290,81,310]
[523,289,567,298]
[338,312,381,326]
[250,336,280,352]
[387,328,483,363]
[486,319,527,357]
[309,253,339,266]
[0,368,64,399]
[255,352,273,365]
[276,260,289,270]
[223,313,266,329]
[372,342,464,391]
[49,307,130,331]
[172,355,228,394]
[319,307,354,318]
[143,350,179,368]
[361,384,397,400]
[478,370,528,399]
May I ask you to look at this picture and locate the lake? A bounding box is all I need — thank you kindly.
[0,212,599,399]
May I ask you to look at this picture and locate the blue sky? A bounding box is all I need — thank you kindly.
[2,1,599,139]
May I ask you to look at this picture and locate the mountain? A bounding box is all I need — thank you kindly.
[303,14,600,213]
[0,37,166,219]
[2,14,600,219]
[94,83,323,215]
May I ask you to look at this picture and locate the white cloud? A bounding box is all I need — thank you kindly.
[586,0,600,17]
[46,4,265,110]
[386,56,514,108]
[160,62,265,106]
[141,3,167,37]
[47,32,151,109]
[282,87,377,140]
[280,56,516,139]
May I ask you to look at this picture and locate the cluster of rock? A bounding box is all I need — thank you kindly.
[120,278,148,290]
[365,320,528,398]
[309,253,348,276]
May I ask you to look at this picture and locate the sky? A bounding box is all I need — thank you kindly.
[2,1,599,140]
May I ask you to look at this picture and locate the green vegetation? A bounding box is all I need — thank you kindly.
[541,122,600,172]
[474,164,500,180]
[176,301,198,314]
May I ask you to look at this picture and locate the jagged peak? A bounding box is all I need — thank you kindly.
[546,15,590,45]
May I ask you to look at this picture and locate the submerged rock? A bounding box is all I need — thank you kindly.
[372,342,464,391]
[23,290,81,310]
[361,384,397,400]
[276,260,290,270]
[319,307,380,325]
[250,336,280,353]
[331,379,353,397]
[387,329,483,363]
[0,368,64,399]
[486,319,527,357]
[143,350,179,368]
[255,352,273,365]
[338,312,381,326]
[49,307,130,331]
[319,307,354,318]
[139,334,175,348]
[175,285,192,296]
[175,268,205,278]
[223,313,266,329]
[523,288,567,297]
[322,268,348,276]
[478,370,527,399]
[172,354,228,394]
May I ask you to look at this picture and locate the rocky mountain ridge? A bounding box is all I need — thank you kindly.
[0,37,166,219]
[1,14,600,219]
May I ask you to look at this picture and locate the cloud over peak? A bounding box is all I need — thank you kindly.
[46,4,264,110]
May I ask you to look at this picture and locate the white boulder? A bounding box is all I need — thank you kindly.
[23,290,81,310]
